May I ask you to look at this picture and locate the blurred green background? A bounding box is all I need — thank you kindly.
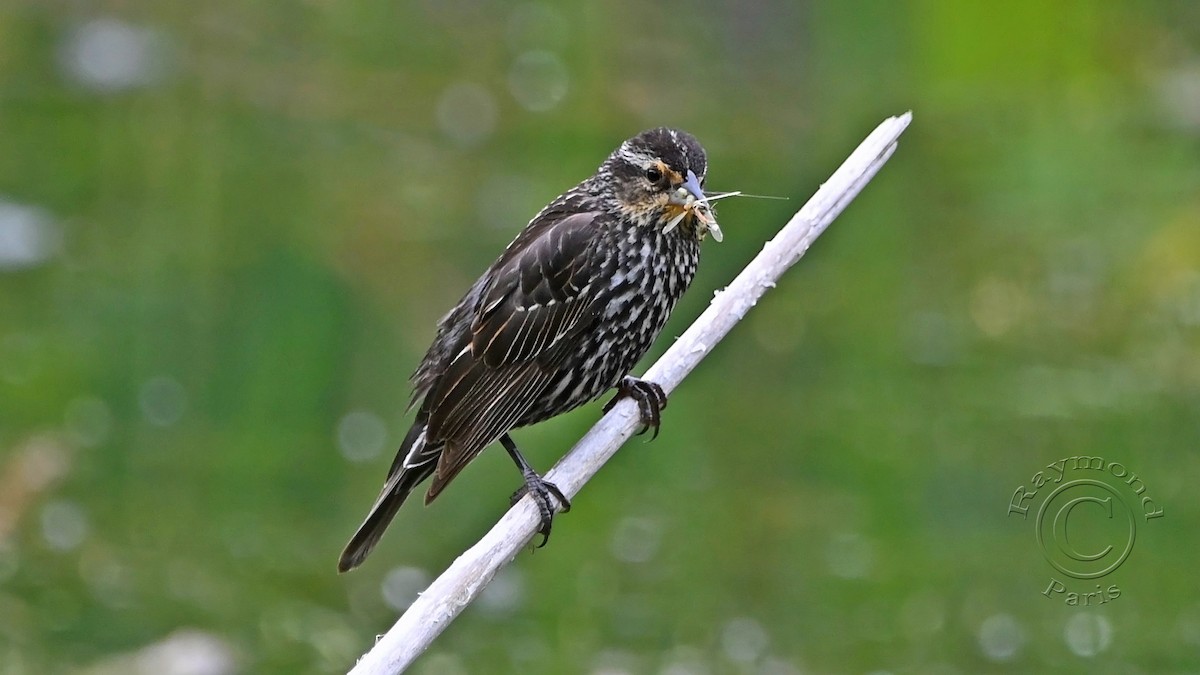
[2,1,1199,673]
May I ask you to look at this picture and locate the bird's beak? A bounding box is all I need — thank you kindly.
[668,170,707,207]
[682,169,706,203]
[662,169,723,242]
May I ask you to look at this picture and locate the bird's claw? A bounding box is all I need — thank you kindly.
[511,472,571,547]
[603,376,668,439]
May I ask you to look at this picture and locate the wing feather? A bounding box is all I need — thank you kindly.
[426,360,547,500]
[419,210,606,500]
[472,212,599,368]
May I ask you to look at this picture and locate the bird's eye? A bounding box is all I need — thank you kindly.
[644,166,663,184]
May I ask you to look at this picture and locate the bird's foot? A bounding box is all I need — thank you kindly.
[510,471,571,547]
[501,433,572,547]
[603,376,668,439]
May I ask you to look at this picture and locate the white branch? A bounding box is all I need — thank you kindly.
[347,111,913,675]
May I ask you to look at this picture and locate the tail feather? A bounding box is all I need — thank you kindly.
[338,423,437,573]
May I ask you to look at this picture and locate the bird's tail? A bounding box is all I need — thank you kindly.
[337,422,437,573]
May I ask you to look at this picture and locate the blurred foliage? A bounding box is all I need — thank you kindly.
[2,1,1200,673]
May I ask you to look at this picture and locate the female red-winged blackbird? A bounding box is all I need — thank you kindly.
[338,128,722,572]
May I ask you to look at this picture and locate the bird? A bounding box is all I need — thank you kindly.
[338,128,723,573]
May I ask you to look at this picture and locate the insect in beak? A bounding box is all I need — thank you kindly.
[663,169,725,242]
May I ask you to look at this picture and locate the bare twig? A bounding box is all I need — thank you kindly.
[347,112,914,675]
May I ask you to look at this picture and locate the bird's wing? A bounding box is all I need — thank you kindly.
[421,210,605,499]
[471,210,602,368]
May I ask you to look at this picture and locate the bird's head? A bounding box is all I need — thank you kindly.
[602,128,722,242]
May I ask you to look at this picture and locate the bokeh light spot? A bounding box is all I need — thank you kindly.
[720,616,768,664]
[899,590,946,640]
[1064,612,1113,658]
[477,566,525,616]
[969,277,1027,338]
[658,646,710,675]
[59,18,171,92]
[139,376,187,427]
[825,532,874,579]
[41,500,88,551]
[508,51,568,112]
[337,411,388,463]
[1155,62,1200,131]
[133,629,239,675]
[0,200,58,270]
[977,613,1026,662]
[436,82,498,147]
[381,566,430,612]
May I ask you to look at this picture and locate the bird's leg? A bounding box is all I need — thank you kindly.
[501,434,571,547]
[602,375,668,439]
